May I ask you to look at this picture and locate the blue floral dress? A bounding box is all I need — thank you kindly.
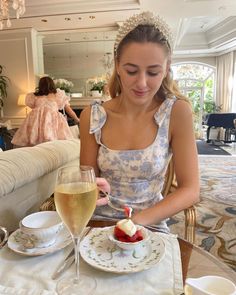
[90,97,177,231]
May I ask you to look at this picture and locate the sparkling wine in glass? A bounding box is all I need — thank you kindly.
[54,165,98,295]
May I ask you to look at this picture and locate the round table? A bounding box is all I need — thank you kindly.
[88,220,236,284]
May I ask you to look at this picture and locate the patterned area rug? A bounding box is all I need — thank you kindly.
[169,155,236,271]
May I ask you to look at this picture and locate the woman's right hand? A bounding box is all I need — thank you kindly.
[96,177,110,206]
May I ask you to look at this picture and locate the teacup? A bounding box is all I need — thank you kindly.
[19,211,63,248]
[185,276,236,295]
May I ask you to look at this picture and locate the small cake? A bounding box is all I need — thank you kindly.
[114,218,143,243]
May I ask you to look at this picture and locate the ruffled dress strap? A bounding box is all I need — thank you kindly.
[154,96,177,127]
[89,100,107,144]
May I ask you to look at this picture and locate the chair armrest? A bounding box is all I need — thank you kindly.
[39,194,56,211]
[184,206,196,244]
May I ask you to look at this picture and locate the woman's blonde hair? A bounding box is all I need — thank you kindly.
[109,24,188,102]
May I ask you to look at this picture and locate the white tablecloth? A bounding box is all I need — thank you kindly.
[0,231,183,295]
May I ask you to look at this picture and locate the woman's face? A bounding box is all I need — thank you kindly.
[117,42,169,105]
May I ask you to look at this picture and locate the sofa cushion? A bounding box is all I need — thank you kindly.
[0,139,80,197]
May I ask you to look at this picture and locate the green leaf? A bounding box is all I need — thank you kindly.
[0,65,10,106]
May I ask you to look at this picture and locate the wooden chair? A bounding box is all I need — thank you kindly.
[40,194,56,211]
[162,157,196,244]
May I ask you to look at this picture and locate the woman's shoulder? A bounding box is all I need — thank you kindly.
[170,99,193,131]
[80,105,92,121]
[172,99,192,116]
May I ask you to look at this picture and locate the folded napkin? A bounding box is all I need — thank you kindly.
[0,244,63,295]
[79,231,184,295]
[0,285,56,295]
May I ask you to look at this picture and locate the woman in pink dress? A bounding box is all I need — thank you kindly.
[12,76,80,147]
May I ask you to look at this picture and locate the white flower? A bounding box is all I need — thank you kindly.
[53,78,74,92]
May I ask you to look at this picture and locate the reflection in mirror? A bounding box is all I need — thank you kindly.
[43,30,117,96]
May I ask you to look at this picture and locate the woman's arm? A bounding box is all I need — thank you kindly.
[132,100,200,225]
[79,106,100,176]
[64,104,80,123]
[80,108,109,207]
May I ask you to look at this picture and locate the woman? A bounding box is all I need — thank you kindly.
[80,11,200,231]
[12,76,80,147]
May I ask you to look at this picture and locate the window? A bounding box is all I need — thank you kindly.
[172,62,216,134]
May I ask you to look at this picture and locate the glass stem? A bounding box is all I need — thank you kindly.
[73,236,80,283]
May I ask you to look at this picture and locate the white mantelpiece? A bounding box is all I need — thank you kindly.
[69,97,104,109]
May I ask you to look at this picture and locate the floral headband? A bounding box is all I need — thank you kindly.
[114,11,173,56]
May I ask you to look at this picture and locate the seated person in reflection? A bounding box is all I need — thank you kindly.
[12,76,80,147]
[80,11,200,232]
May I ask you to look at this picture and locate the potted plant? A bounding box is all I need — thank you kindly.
[90,81,105,97]
[0,65,10,118]
[53,78,74,94]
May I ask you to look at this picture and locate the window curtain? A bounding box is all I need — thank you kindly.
[216,51,235,112]
[232,52,236,112]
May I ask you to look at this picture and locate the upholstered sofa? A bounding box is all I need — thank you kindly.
[0,138,80,232]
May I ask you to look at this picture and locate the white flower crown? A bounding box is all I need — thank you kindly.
[114,11,173,55]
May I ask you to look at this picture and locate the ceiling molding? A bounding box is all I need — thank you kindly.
[23,0,140,17]
[1,0,235,57]
[174,18,191,48]
[206,16,236,45]
[5,9,140,33]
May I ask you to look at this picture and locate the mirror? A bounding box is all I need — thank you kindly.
[43,30,117,96]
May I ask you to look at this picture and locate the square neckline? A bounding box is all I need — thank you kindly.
[95,97,175,152]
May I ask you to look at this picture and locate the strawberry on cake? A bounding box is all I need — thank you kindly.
[114,219,144,243]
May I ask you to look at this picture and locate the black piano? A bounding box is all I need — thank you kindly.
[204,113,236,143]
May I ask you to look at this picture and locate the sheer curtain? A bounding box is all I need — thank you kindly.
[232,52,236,112]
[216,51,235,112]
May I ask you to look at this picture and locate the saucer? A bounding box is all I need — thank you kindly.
[8,226,72,256]
[80,226,165,273]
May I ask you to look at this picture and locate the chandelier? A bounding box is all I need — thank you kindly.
[101,52,114,72]
[0,0,26,30]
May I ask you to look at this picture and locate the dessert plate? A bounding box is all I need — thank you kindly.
[7,226,72,256]
[80,226,165,273]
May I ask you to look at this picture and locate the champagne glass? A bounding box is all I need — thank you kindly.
[54,165,98,295]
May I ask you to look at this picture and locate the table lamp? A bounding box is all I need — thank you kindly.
[18,94,27,116]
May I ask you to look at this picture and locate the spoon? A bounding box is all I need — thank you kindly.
[98,190,124,212]
[98,191,166,233]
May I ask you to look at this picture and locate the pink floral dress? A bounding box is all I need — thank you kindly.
[12,89,73,146]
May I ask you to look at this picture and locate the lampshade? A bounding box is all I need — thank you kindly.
[18,94,26,106]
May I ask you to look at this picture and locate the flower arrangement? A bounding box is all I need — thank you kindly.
[53,78,74,93]
[90,80,106,93]
[0,65,10,110]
